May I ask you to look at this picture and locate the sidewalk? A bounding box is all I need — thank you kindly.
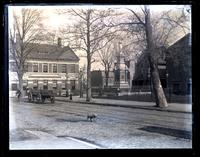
[55,96,192,114]
[10,129,102,149]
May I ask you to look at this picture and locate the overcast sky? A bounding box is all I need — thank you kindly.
[8,5,190,30]
[8,5,191,70]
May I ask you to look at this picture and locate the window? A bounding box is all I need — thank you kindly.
[33,63,38,72]
[61,64,67,73]
[43,63,48,73]
[43,85,48,90]
[53,64,57,73]
[11,83,18,91]
[44,80,48,85]
[52,80,57,88]
[69,64,75,73]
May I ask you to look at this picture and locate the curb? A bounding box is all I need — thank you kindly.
[55,99,191,114]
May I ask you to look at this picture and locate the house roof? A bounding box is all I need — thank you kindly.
[167,33,191,50]
[26,43,79,62]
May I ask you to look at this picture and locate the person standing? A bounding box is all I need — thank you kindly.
[16,89,21,100]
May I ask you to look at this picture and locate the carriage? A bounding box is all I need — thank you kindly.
[28,89,55,103]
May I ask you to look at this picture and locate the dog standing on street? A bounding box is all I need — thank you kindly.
[87,113,97,122]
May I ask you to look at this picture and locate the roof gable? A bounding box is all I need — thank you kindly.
[168,33,191,50]
[27,43,79,62]
[58,46,79,61]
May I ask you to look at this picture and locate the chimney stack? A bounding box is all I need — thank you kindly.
[57,37,62,47]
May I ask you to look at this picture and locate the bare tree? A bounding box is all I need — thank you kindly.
[9,8,44,99]
[98,42,116,87]
[43,31,57,45]
[79,64,87,98]
[59,8,118,101]
[115,6,189,107]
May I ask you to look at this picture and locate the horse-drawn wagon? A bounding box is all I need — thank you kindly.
[28,89,55,103]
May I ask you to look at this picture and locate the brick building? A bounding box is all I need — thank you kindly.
[9,38,80,96]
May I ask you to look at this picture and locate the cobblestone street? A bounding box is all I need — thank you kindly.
[9,98,192,149]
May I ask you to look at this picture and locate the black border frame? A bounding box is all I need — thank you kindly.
[1,0,199,156]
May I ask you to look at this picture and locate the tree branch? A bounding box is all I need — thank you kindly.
[70,9,87,21]
[126,8,145,26]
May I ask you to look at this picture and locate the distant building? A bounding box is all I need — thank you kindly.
[132,49,167,92]
[91,53,131,93]
[91,70,115,88]
[91,57,131,93]
[132,33,191,95]
[9,38,80,96]
[166,33,192,95]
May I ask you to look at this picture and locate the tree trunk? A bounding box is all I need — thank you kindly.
[86,55,92,101]
[106,76,108,87]
[86,11,92,102]
[18,71,24,102]
[149,57,168,107]
[145,7,168,107]
[79,74,83,98]
[105,71,109,87]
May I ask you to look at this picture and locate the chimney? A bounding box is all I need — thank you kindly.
[57,37,62,47]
